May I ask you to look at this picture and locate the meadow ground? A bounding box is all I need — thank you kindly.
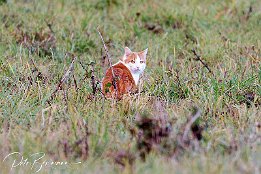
[0,0,260,173]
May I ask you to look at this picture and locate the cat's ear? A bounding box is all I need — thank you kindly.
[124,47,132,56]
[139,48,148,60]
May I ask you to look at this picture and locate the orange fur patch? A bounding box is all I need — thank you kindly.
[124,53,137,63]
[102,62,136,99]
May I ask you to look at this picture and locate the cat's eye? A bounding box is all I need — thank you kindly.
[140,61,145,64]
[131,60,135,63]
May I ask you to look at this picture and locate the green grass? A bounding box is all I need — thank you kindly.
[0,0,260,173]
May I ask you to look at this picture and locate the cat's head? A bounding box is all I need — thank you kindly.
[121,47,148,74]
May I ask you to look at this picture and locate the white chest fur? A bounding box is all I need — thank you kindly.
[131,73,140,85]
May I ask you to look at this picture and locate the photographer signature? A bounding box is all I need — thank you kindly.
[3,152,81,173]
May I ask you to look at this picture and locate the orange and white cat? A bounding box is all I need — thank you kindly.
[102,47,148,99]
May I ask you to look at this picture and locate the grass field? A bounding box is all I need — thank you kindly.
[0,0,260,173]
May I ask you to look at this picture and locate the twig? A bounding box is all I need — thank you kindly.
[191,49,214,76]
[30,58,45,81]
[79,60,88,71]
[28,49,46,85]
[79,60,103,96]
[72,74,78,91]
[97,28,118,98]
[182,107,201,142]
[41,106,51,128]
[90,62,96,95]
[46,56,77,105]
[175,69,185,98]
[191,49,240,103]
[63,87,68,111]
[218,31,229,42]
[78,60,90,91]
[96,81,105,98]
[245,5,253,21]
[44,19,55,34]
[223,90,239,104]
[101,47,107,69]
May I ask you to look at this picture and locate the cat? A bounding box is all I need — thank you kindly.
[102,47,148,99]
